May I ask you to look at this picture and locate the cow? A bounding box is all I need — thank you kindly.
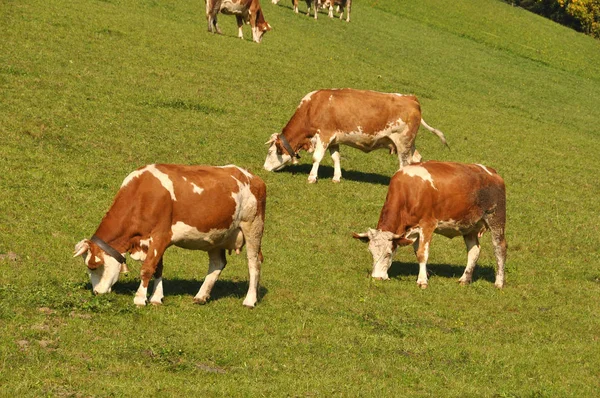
[353,161,507,289]
[73,164,267,308]
[271,0,318,19]
[322,0,351,22]
[206,0,271,43]
[263,89,448,183]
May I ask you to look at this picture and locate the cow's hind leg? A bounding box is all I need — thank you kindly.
[458,232,480,286]
[194,249,227,304]
[240,218,265,308]
[149,257,165,305]
[236,15,244,39]
[329,144,342,183]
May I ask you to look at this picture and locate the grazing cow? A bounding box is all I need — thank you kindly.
[263,89,447,183]
[73,164,267,308]
[207,0,271,43]
[322,0,351,21]
[271,0,350,21]
[353,161,506,289]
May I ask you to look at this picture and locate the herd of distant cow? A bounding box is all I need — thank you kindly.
[74,87,507,307]
[206,0,351,43]
[73,2,507,306]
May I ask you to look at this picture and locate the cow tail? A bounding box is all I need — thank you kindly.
[421,119,449,149]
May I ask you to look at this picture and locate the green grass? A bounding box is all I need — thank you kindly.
[1,0,599,395]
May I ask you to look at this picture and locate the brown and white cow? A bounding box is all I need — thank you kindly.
[207,0,271,43]
[263,89,447,183]
[353,161,507,289]
[73,164,267,308]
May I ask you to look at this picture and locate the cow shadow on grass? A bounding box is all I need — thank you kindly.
[277,164,391,186]
[101,278,268,304]
[388,260,497,284]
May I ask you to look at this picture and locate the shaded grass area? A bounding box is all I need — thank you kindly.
[1,0,599,396]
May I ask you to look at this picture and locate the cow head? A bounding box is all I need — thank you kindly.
[353,229,410,280]
[252,11,271,43]
[263,133,294,171]
[73,239,123,295]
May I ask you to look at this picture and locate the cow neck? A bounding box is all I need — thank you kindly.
[279,133,300,159]
[90,235,127,265]
[92,213,132,263]
[377,205,404,236]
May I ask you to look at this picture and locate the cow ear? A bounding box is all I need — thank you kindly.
[352,232,370,243]
[391,234,413,247]
[73,239,90,257]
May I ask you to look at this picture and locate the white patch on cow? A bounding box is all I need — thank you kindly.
[298,91,316,108]
[365,229,397,280]
[171,222,228,250]
[183,177,188,182]
[334,117,409,153]
[191,183,204,195]
[476,164,493,176]
[401,165,437,189]
[120,165,177,201]
[147,165,176,201]
[94,256,101,263]
[219,165,253,179]
[329,95,333,102]
[130,250,146,261]
[88,253,121,295]
[140,237,152,248]
[394,93,406,97]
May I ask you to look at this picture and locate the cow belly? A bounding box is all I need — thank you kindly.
[435,219,487,239]
[220,0,246,14]
[171,221,240,251]
[335,132,392,153]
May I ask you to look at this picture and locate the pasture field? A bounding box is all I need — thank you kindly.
[1,0,599,395]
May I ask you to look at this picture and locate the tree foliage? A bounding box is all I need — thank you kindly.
[505,0,600,38]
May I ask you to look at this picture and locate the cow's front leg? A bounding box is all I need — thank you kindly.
[308,140,327,183]
[149,257,165,305]
[414,228,433,289]
[135,239,168,306]
[329,144,342,183]
[458,233,480,286]
[194,249,227,304]
[236,15,244,39]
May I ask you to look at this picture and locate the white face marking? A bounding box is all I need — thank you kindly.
[88,253,121,294]
[191,183,204,195]
[264,142,292,171]
[121,165,176,201]
[366,229,397,279]
[476,164,493,176]
[401,165,437,189]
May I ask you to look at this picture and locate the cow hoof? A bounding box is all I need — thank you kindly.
[458,278,471,286]
[494,281,505,289]
[242,301,256,309]
[193,296,209,305]
[308,177,318,184]
[417,282,428,289]
[332,178,341,183]
[134,296,147,306]
[150,298,163,306]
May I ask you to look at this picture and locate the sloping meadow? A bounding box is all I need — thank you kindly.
[1,0,599,395]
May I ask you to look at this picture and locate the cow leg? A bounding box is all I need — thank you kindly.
[458,233,480,286]
[344,0,351,22]
[194,249,227,304]
[240,219,264,308]
[313,0,318,19]
[308,137,327,183]
[490,226,507,288]
[329,144,342,183]
[414,228,434,289]
[328,3,334,17]
[206,0,222,34]
[236,15,244,39]
[149,257,165,305]
[135,239,169,306]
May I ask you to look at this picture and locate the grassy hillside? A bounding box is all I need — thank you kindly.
[1,0,599,395]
